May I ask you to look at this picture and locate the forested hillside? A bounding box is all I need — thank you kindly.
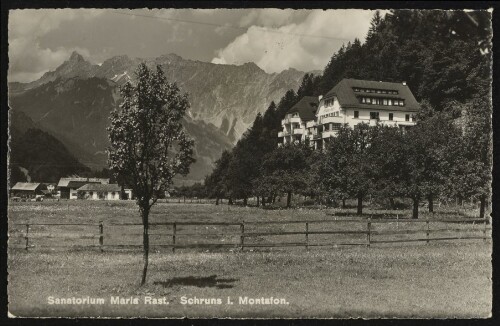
[204,10,492,218]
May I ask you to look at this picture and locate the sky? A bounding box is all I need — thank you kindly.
[8,9,380,83]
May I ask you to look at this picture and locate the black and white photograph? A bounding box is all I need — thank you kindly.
[5,5,493,319]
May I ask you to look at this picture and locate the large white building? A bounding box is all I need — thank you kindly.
[278,78,420,149]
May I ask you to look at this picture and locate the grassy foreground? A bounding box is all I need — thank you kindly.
[8,242,491,318]
[8,201,491,318]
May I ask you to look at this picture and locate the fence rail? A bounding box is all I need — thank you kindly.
[9,216,491,252]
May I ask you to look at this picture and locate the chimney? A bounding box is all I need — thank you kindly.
[402,81,407,86]
[318,95,323,101]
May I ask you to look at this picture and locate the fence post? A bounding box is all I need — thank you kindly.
[172,222,177,253]
[305,222,309,251]
[99,221,104,252]
[367,217,371,248]
[240,221,245,251]
[426,218,430,244]
[483,217,487,242]
[25,224,30,251]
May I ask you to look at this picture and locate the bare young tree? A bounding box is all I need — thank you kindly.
[107,63,195,285]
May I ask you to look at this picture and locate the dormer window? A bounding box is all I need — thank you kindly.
[324,98,334,107]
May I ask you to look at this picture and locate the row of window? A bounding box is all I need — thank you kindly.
[360,97,405,106]
[354,111,413,121]
[353,87,398,95]
[324,98,335,107]
[323,123,342,131]
[321,112,340,119]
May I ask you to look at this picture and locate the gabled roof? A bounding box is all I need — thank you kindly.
[287,96,319,121]
[77,183,121,192]
[324,78,420,112]
[11,182,41,191]
[57,177,109,188]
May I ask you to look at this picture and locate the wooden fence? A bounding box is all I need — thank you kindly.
[10,217,490,252]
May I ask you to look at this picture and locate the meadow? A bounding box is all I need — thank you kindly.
[7,200,492,318]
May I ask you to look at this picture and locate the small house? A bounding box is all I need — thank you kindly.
[10,182,47,198]
[77,183,121,200]
[57,177,109,199]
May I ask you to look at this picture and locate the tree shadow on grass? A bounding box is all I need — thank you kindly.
[154,275,238,289]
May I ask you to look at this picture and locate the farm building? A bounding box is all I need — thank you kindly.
[77,183,121,200]
[10,182,47,198]
[57,177,109,199]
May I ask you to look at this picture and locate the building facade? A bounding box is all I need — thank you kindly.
[10,182,47,198]
[278,79,420,149]
[77,183,122,200]
[57,177,109,199]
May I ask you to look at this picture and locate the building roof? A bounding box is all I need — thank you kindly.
[287,96,319,121]
[77,183,121,192]
[57,177,109,188]
[324,78,420,112]
[11,182,42,191]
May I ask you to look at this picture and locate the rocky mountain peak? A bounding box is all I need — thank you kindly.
[69,51,85,63]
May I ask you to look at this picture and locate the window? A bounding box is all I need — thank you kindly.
[389,113,393,121]
[354,111,359,118]
[388,99,393,106]
[370,112,379,120]
[324,124,330,131]
[383,99,388,105]
[399,100,405,106]
[405,114,410,121]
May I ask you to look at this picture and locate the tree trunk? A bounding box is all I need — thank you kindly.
[273,195,277,204]
[479,195,486,219]
[389,197,396,210]
[357,195,363,215]
[428,195,434,213]
[342,198,346,209]
[256,196,260,207]
[286,192,292,208]
[243,197,247,206]
[262,195,266,207]
[140,207,150,285]
[412,197,419,219]
[215,197,219,206]
[228,197,233,205]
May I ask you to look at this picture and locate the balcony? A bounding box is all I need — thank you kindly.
[312,132,322,140]
[282,117,302,125]
[322,130,338,138]
[293,128,304,135]
[305,120,317,128]
[318,116,344,125]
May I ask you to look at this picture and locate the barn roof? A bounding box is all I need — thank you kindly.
[324,78,420,112]
[11,182,41,191]
[57,177,109,188]
[287,96,319,121]
[77,183,121,192]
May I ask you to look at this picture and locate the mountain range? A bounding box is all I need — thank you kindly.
[8,51,310,183]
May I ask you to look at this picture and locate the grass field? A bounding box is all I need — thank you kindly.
[8,200,492,318]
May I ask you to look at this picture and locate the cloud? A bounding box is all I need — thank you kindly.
[8,9,101,82]
[212,10,377,73]
[239,9,309,28]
